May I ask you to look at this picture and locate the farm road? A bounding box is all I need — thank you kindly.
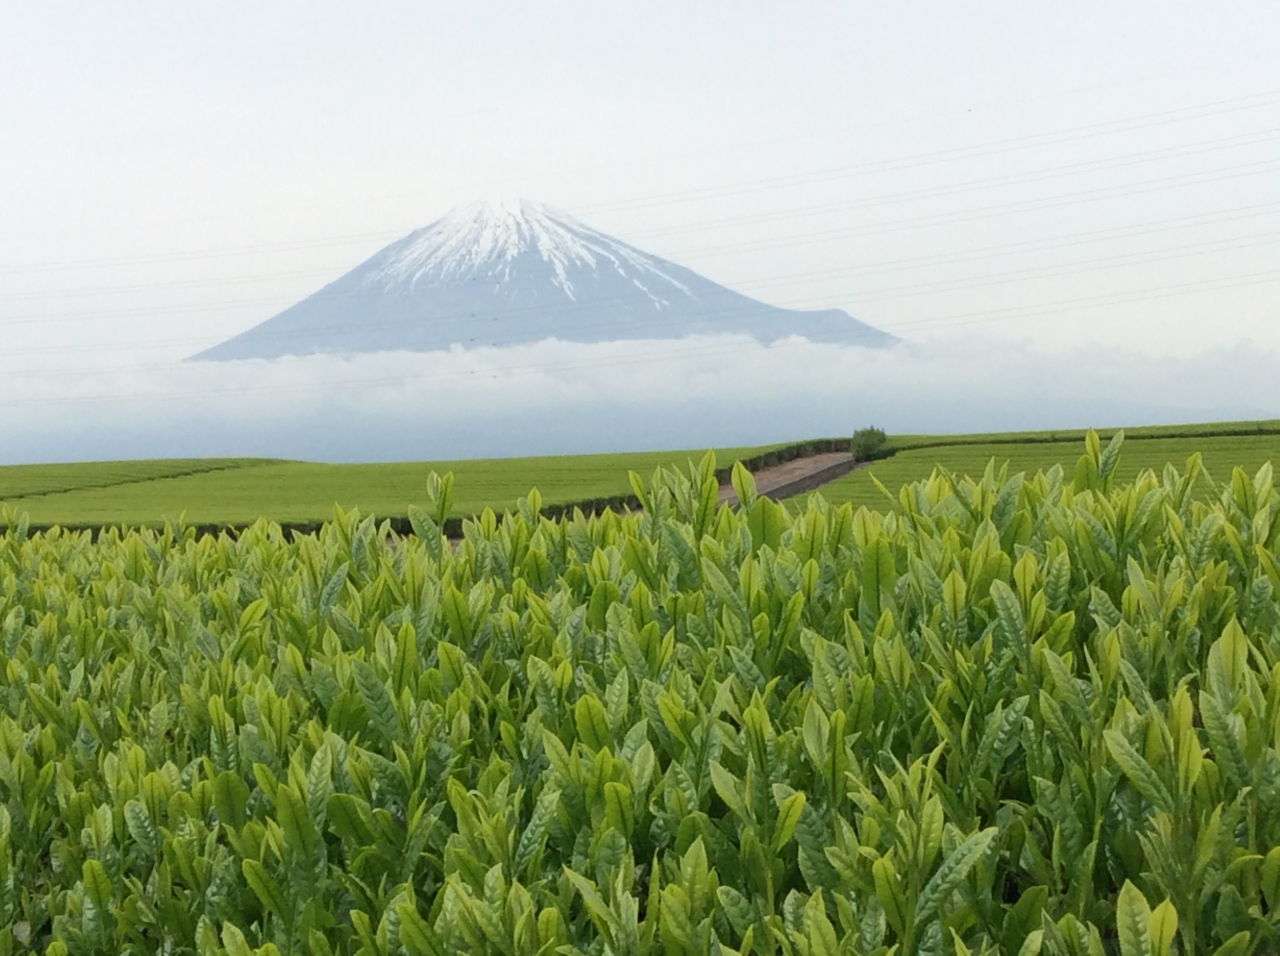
[718,451,858,506]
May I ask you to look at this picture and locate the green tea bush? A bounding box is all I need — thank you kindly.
[0,432,1278,955]
[851,428,888,462]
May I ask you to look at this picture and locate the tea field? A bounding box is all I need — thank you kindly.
[815,426,1280,510]
[0,459,279,503]
[0,445,783,530]
[3,421,1280,531]
[1,432,1277,953]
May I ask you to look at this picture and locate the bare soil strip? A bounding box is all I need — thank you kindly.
[718,451,858,506]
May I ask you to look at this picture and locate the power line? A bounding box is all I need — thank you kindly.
[3,223,1278,364]
[675,158,1280,260]
[8,122,1277,297]
[6,155,1278,329]
[619,128,1280,241]
[0,80,1274,402]
[1,259,1278,391]
[0,263,1272,413]
[571,90,1280,216]
[4,87,1278,276]
[888,269,1280,333]
[7,198,1278,315]
[846,231,1280,304]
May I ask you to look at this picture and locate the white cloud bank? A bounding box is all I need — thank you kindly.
[1,335,1277,464]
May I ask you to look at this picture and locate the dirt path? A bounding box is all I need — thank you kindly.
[718,451,859,506]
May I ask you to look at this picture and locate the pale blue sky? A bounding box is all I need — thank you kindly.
[1,2,1279,459]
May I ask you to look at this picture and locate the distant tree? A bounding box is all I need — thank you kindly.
[851,426,888,461]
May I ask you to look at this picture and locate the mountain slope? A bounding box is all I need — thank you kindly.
[192,199,897,360]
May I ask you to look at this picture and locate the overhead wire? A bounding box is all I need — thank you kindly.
[4,85,1280,276]
[0,72,1277,405]
[5,260,1280,409]
[4,241,1280,385]
[6,121,1279,300]
[7,197,1280,318]
[3,223,1279,367]
[6,151,1279,329]
[579,90,1280,217]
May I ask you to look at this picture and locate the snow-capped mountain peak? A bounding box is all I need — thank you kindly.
[191,198,897,361]
[370,198,684,299]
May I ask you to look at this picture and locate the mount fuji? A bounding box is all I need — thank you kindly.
[192,199,896,360]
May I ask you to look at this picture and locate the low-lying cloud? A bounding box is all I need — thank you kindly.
[2,335,1277,464]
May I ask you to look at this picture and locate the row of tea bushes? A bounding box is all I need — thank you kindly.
[1,434,1278,954]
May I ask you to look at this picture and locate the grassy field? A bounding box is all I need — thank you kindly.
[4,420,1280,528]
[0,457,277,500]
[0,444,780,527]
[805,427,1280,509]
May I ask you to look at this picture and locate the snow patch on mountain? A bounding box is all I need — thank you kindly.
[369,199,688,303]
